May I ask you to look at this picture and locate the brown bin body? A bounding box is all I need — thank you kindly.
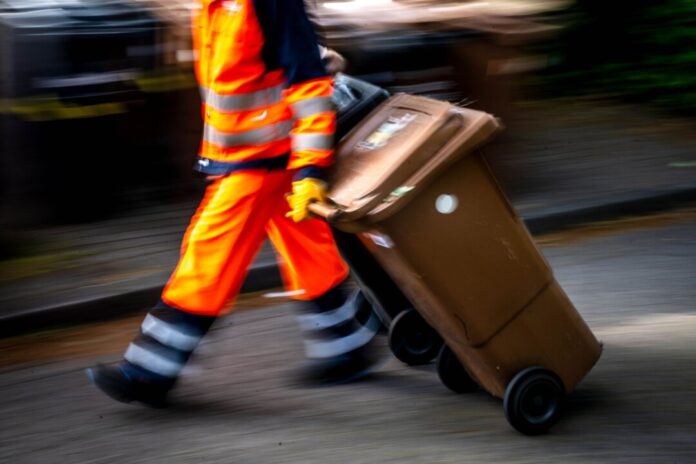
[324,94,601,399]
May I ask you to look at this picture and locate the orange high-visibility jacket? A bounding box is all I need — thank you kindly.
[192,0,335,180]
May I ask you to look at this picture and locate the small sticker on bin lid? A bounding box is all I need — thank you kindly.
[357,113,417,152]
[366,231,394,249]
[385,185,415,202]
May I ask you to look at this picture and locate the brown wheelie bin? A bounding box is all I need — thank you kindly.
[310,94,602,435]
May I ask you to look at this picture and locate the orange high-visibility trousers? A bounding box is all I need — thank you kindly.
[161,169,349,316]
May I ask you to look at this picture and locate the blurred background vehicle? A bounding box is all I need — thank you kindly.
[0,0,199,227]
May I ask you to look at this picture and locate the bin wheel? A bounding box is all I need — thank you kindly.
[503,367,565,435]
[388,309,443,365]
[436,344,478,393]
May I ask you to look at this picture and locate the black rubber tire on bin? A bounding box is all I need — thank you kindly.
[388,309,443,365]
[436,344,478,393]
[503,367,565,435]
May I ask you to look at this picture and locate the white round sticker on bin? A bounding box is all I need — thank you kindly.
[435,194,458,215]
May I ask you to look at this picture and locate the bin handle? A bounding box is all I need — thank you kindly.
[308,201,343,223]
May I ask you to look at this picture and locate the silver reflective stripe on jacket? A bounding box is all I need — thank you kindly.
[204,120,293,147]
[292,132,333,151]
[291,96,334,119]
[200,84,284,112]
[296,292,359,332]
[141,314,201,352]
[124,343,184,378]
[304,311,381,359]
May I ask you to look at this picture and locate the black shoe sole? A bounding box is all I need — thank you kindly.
[86,367,135,404]
[86,366,168,408]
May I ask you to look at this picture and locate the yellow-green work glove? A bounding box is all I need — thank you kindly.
[286,178,328,223]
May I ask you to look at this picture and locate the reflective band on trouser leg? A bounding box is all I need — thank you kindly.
[200,84,284,112]
[141,314,201,352]
[125,343,184,378]
[292,133,334,151]
[296,291,360,331]
[294,281,378,358]
[291,96,335,119]
[304,300,381,359]
[204,120,293,148]
[123,302,214,380]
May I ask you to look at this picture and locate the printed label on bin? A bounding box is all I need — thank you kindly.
[366,231,394,249]
[357,113,417,152]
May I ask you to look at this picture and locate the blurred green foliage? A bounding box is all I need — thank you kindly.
[541,0,696,113]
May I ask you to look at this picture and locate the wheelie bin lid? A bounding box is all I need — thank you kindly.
[323,93,502,231]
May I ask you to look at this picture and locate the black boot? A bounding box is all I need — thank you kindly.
[296,283,384,385]
[86,363,174,408]
[87,301,215,406]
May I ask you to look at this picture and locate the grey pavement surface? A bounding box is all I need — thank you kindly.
[1,214,695,463]
[1,99,696,334]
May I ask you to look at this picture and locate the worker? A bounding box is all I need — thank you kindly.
[86,0,382,407]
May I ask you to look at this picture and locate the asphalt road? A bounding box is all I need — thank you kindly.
[1,211,696,463]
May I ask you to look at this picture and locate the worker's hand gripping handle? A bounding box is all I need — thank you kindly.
[308,201,343,223]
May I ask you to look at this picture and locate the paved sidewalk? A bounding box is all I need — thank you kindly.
[1,99,695,336]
